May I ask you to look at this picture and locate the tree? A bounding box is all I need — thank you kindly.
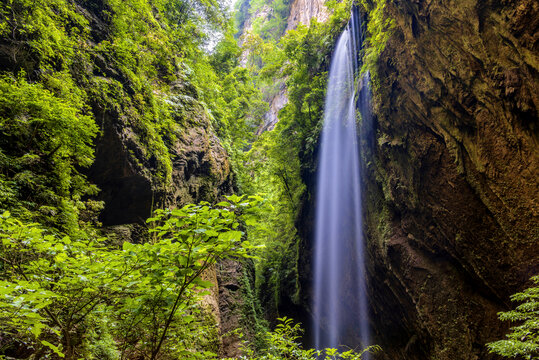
[487,276,539,359]
[111,195,263,360]
[0,195,263,359]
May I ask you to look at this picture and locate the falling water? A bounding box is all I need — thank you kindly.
[313,9,371,352]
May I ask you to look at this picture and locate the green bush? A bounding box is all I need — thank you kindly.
[487,276,539,359]
[227,317,381,360]
[0,74,98,233]
[0,195,263,360]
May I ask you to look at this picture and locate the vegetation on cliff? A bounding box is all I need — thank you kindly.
[488,276,539,359]
[1,0,536,358]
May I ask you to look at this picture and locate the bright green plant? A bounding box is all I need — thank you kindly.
[0,74,99,233]
[487,276,539,359]
[0,195,263,360]
[0,0,238,230]
[250,0,291,41]
[227,317,381,360]
[112,195,263,360]
[358,0,395,80]
[0,211,119,359]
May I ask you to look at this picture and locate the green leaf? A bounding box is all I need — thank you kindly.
[226,194,244,203]
[218,231,242,242]
[41,341,64,358]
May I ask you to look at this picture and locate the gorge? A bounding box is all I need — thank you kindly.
[0,0,537,359]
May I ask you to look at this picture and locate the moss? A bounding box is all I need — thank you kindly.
[239,265,270,352]
[359,0,396,88]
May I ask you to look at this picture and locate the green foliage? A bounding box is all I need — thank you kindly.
[487,276,539,359]
[236,1,351,316]
[234,0,251,37]
[115,196,262,360]
[0,0,236,233]
[358,0,395,80]
[0,195,262,359]
[0,0,90,70]
[226,317,381,360]
[239,264,271,350]
[250,0,292,41]
[0,73,98,233]
[0,211,118,358]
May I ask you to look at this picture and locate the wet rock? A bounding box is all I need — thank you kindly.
[362,0,539,358]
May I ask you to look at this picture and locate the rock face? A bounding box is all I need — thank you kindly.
[217,260,246,358]
[256,82,288,134]
[286,0,329,31]
[88,96,233,226]
[361,0,539,358]
[296,0,537,358]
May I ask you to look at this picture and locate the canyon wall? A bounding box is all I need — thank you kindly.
[286,0,329,31]
[363,0,539,358]
[239,0,329,133]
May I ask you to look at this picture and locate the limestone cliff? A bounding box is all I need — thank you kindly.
[286,0,329,31]
[363,0,539,358]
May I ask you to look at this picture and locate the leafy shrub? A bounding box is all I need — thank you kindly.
[0,195,262,360]
[0,74,98,233]
[487,276,539,359]
[226,317,381,360]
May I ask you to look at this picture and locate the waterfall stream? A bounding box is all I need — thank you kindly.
[312,9,371,352]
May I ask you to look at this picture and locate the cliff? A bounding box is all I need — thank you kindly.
[89,91,233,227]
[238,0,329,133]
[364,0,539,358]
[294,0,537,358]
[286,0,329,31]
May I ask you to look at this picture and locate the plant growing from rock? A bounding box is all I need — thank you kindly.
[487,275,539,360]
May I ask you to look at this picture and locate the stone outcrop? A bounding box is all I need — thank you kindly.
[217,259,264,358]
[217,260,245,358]
[286,0,329,31]
[256,82,288,134]
[361,0,539,358]
[88,92,233,226]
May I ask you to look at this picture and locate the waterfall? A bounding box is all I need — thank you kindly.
[313,9,371,352]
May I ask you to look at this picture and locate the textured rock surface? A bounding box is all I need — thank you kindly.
[286,0,329,31]
[88,95,233,226]
[362,0,539,358]
[217,260,245,358]
[257,82,288,134]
